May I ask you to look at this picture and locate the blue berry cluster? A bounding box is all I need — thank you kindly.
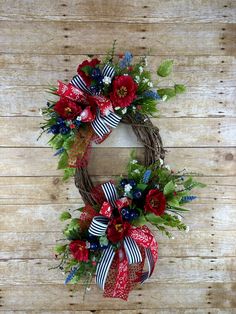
[49,118,70,135]
[121,207,139,222]
[90,68,104,94]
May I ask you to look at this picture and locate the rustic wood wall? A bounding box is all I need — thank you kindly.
[0,0,236,313]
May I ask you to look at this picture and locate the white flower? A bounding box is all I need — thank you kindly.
[39,109,43,116]
[185,226,190,233]
[131,159,138,164]
[165,165,171,171]
[171,236,175,240]
[133,169,140,174]
[159,158,164,166]
[121,107,127,114]
[124,184,132,193]
[134,76,140,83]
[147,81,153,88]
[162,95,168,102]
[115,106,121,110]
[76,116,82,121]
[143,78,149,83]
[139,66,143,73]
[102,76,111,85]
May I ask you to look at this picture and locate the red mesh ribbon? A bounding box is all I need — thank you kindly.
[79,204,98,232]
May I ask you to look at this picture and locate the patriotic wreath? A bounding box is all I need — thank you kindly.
[40,44,204,300]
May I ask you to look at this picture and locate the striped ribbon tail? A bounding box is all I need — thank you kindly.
[101,182,119,207]
[124,237,142,264]
[88,216,109,236]
[96,245,116,289]
[71,74,92,95]
[91,110,121,139]
[140,248,155,283]
[102,64,115,79]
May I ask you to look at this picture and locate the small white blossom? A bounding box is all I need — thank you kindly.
[147,81,153,88]
[124,184,132,193]
[143,78,149,83]
[139,66,143,73]
[159,158,164,166]
[86,287,91,291]
[131,159,138,164]
[102,76,111,85]
[76,116,82,121]
[134,76,140,83]
[165,165,171,171]
[171,236,175,240]
[121,107,127,114]
[185,226,190,233]
[162,95,168,102]
[115,106,121,110]
[39,109,43,116]
[133,169,140,174]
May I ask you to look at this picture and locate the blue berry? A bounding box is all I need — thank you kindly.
[120,179,128,187]
[91,68,102,78]
[74,120,81,128]
[129,210,139,220]
[133,189,142,199]
[90,242,99,250]
[59,126,70,135]
[56,118,65,125]
[50,125,59,134]
[128,179,137,187]
[121,207,130,217]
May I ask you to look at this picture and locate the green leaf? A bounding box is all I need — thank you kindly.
[63,136,75,150]
[60,211,71,221]
[168,205,189,212]
[146,213,164,224]
[137,183,148,191]
[175,84,186,94]
[163,181,175,196]
[58,152,68,169]
[157,88,176,101]
[55,244,67,254]
[81,65,92,75]
[157,60,174,77]
[63,167,75,181]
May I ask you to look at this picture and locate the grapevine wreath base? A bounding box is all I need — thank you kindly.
[40,47,205,300]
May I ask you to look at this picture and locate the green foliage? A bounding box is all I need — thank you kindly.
[157,88,176,101]
[163,181,175,196]
[55,244,67,255]
[57,151,69,169]
[175,84,186,94]
[157,60,174,77]
[63,167,76,181]
[63,218,81,240]
[60,211,72,221]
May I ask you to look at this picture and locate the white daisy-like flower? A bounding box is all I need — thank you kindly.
[147,81,153,88]
[134,76,140,83]
[133,169,140,174]
[131,159,138,164]
[102,76,111,85]
[159,158,164,166]
[121,107,127,114]
[115,106,121,110]
[124,184,132,193]
[143,78,149,83]
[139,66,143,73]
[171,236,175,240]
[76,116,82,121]
[162,95,168,102]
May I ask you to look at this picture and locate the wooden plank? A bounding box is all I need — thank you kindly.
[0,176,235,206]
[0,21,235,55]
[0,204,235,232]
[0,147,234,176]
[1,230,235,259]
[0,257,235,284]
[0,0,235,23]
[2,283,232,310]
[1,117,235,148]
[1,54,235,87]
[1,85,234,118]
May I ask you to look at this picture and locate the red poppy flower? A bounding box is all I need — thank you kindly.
[69,240,89,262]
[54,97,82,120]
[144,189,166,216]
[77,58,101,86]
[110,75,138,108]
[106,217,130,244]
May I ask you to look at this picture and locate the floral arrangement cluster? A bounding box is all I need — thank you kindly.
[54,156,205,300]
[40,43,185,179]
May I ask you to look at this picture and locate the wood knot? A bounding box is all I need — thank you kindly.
[225,153,233,161]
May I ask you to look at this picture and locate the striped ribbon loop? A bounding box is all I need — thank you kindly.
[101,182,119,208]
[124,236,142,264]
[91,109,121,139]
[96,245,116,289]
[88,216,109,236]
[70,75,92,95]
[140,248,155,283]
[102,64,115,79]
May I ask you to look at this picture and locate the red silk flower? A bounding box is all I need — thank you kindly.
[54,97,82,120]
[77,58,101,86]
[110,75,138,108]
[107,217,130,244]
[69,240,89,262]
[144,189,166,216]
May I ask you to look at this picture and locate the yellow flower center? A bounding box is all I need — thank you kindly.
[117,86,127,98]
[65,107,72,114]
[115,224,123,232]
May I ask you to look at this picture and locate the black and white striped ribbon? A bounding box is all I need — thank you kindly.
[101,181,119,208]
[96,245,116,289]
[140,248,155,283]
[70,74,92,95]
[102,64,115,79]
[91,109,121,139]
[88,216,109,237]
[124,236,142,264]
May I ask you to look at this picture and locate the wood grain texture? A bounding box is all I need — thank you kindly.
[0,0,235,312]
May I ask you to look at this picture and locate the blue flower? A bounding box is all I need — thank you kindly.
[54,147,65,156]
[143,90,161,100]
[119,51,133,69]
[181,196,197,203]
[64,266,79,285]
[143,169,152,183]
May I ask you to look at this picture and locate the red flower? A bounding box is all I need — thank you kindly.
[107,217,130,244]
[144,189,166,216]
[54,97,82,120]
[69,240,89,262]
[110,75,138,108]
[77,58,101,86]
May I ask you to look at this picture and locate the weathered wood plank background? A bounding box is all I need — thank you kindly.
[0,0,235,312]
